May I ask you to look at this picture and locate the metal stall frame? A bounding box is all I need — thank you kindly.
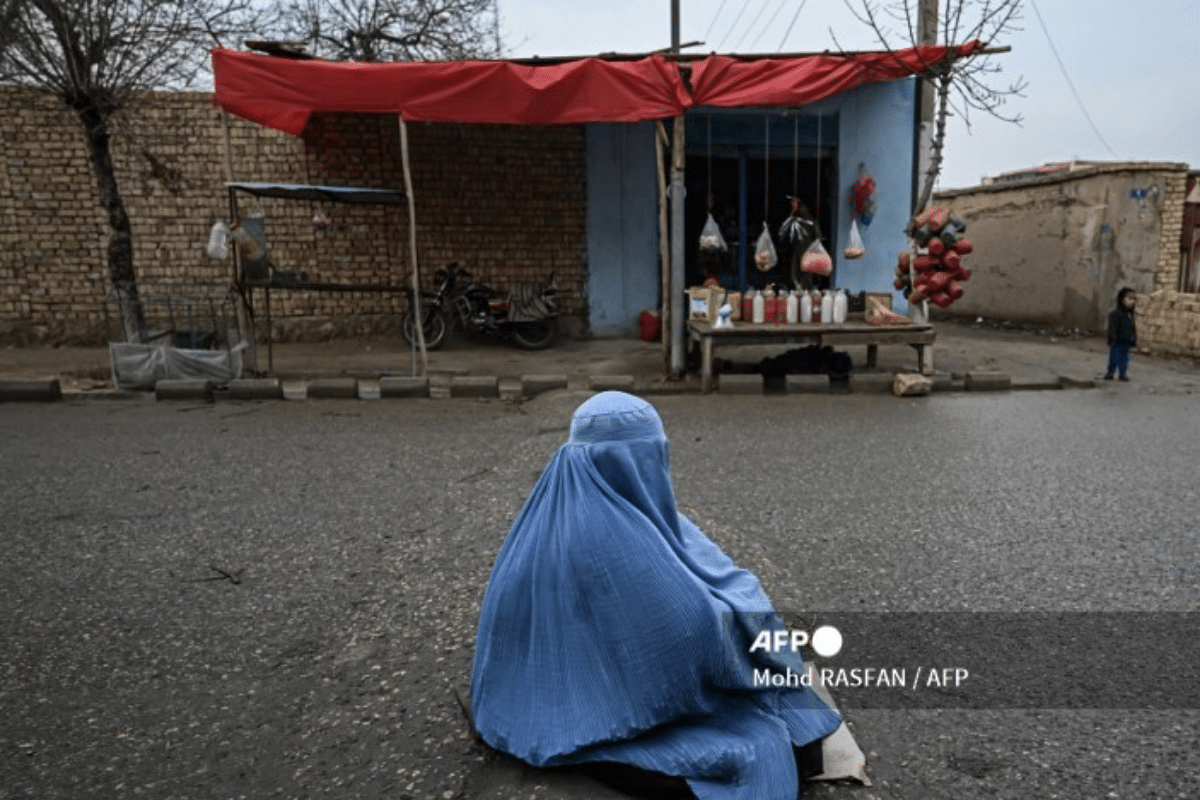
[225,182,412,375]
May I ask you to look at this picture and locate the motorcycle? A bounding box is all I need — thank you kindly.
[401,262,558,350]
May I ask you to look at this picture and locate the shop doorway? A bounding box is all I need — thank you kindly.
[685,151,837,292]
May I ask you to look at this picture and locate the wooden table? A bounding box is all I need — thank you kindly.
[687,319,936,393]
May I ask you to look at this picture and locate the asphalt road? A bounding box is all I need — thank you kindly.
[2,391,1197,800]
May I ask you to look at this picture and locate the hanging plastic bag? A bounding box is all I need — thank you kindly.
[800,238,832,276]
[852,163,877,228]
[779,196,816,245]
[229,217,270,281]
[205,220,231,261]
[699,212,728,253]
[753,222,777,271]
[843,219,866,259]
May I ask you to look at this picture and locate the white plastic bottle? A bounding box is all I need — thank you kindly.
[800,290,812,324]
[832,288,848,324]
[785,289,799,324]
[820,290,833,323]
[752,288,765,324]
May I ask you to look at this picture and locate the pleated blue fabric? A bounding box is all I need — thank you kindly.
[471,392,841,800]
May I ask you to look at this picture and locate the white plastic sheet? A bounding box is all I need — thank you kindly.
[110,342,245,390]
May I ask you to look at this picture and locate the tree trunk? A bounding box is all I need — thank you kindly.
[914,72,953,216]
[75,103,144,342]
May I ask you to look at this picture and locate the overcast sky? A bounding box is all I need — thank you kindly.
[496,0,1197,189]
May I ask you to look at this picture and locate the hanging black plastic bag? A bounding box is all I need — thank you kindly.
[754,222,777,271]
[699,212,728,253]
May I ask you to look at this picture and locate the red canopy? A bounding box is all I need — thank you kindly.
[688,44,980,107]
[212,42,981,135]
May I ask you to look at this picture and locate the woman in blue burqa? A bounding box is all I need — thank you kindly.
[471,392,840,800]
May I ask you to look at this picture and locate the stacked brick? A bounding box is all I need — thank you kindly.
[0,87,587,344]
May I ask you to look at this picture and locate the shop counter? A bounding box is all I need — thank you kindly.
[687,319,935,393]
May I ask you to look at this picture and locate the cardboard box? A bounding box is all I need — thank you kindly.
[687,287,724,323]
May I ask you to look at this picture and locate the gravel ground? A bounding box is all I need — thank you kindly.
[2,391,1198,800]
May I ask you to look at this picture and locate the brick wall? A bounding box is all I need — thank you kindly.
[0,87,587,344]
[1137,170,1200,358]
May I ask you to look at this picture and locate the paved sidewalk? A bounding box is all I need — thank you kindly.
[2,317,1198,399]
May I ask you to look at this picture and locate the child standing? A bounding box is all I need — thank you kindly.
[1105,287,1137,381]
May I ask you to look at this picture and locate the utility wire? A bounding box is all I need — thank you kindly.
[776,0,809,53]
[1028,0,1118,158]
[704,0,730,44]
[716,0,752,51]
[733,0,772,52]
[749,0,789,52]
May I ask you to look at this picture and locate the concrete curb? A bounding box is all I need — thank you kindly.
[154,379,214,402]
[717,374,762,395]
[784,374,830,394]
[226,378,284,401]
[450,376,499,398]
[307,377,359,399]
[380,376,430,398]
[0,379,63,402]
[588,375,636,392]
[520,374,569,398]
[965,371,1012,392]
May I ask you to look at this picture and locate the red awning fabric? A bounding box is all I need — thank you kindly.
[212,49,692,134]
[687,43,980,107]
[212,42,982,135]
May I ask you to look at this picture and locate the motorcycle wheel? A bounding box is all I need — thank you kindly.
[511,319,556,350]
[401,306,448,350]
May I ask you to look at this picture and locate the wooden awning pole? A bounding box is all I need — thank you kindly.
[668,115,686,378]
[398,116,428,376]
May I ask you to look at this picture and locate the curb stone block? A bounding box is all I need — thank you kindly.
[1059,375,1096,390]
[784,374,830,394]
[717,374,762,395]
[965,371,1012,392]
[380,376,430,398]
[930,373,961,392]
[226,378,283,400]
[892,373,932,397]
[155,379,214,402]
[450,376,499,398]
[848,373,893,394]
[521,374,568,397]
[307,378,359,399]
[588,375,635,392]
[0,379,63,402]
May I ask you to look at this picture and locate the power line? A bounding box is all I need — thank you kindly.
[1028,0,1118,158]
[715,0,752,51]
[748,0,789,52]
[704,0,730,44]
[733,0,772,52]
[776,0,809,53]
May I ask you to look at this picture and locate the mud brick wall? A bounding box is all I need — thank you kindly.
[0,87,587,344]
[1137,172,1200,359]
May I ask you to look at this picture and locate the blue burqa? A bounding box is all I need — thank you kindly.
[471,392,841,800]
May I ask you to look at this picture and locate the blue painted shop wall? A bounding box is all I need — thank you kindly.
[832,79,918,311]
[585,122,660,337]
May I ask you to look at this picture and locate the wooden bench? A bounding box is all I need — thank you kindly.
[687,319,936,393]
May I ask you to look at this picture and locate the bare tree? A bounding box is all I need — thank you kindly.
[841,0,1026,215]
[0,0,269,340]
[282,0,502,62]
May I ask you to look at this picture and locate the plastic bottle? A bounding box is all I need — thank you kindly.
[820,290,833,323]
[811,290,822,324]
[800,290,812,324]
[762,285,776,324]
[785,289,799,324]
[832,288,848,324]
[742,289,756,323]
[752,288,765,324]
[728,290,742,321]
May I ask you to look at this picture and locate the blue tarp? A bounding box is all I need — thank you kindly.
[471,392,840,800]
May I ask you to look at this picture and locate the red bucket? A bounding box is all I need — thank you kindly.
[639,310,662,342]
